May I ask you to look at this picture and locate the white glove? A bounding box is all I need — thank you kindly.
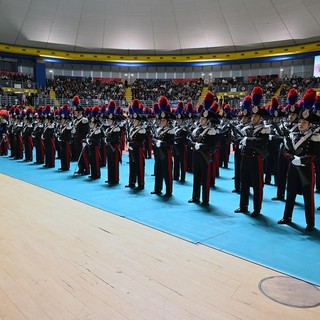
[209,128,217,135]
[269,135,274,141]
[195,142,200,150]
[82,142,86,148]
[128,143,133,151]
[240,137,247,146]
[292,155,305,166]
[156,140,161,148]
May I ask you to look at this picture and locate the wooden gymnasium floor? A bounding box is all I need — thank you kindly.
[1,173,319,320]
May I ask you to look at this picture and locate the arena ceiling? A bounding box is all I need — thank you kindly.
[0,0,320,56]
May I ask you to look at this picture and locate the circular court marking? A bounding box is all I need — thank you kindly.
[259,276,320,308]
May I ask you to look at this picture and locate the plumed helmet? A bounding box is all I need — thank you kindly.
[287,88,299,106]
[92,106,100,118]
[158,96,169,112]
[200,109,220,124]
[131,98,140,114]
[241,95,252,117]
[251,86,263,107]
[273,105,286,118]
[252,105,269,118]
[108,100,116,114]
[314,94,320,117]
[72,95,80,106]
[100,104,106,115]
[153,102,160,115]
[210,102,219,114]
[44,104,51,115]
[223,104,233,119]
[197,104,204,114]
[176,101,184,114]
[302,88,317,110]
[204,92,215,110]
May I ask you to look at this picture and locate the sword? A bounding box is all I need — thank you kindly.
[73,142,87,174]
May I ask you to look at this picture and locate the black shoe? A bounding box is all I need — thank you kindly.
[251,211,261,217]
[151,190,161,195]
[305,225,315,231]
[188,198,200,204]
[272,195,285,201]
[179,179,185,182]
[108,181,119,185]
[234,207,248,213]
[278,218,291,225]
[88,176,100,180]
[80,171,90,176]
[200,201,209,207]
[134,186,144,190]
[58,168,69,171]
[163,193,172,198]
[232,189,240,193]
[125,184,135,188]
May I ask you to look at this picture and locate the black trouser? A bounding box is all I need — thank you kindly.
[128,147,145,187]
[276,151,289,197]
[60,141,72,170]
[234,145,241,190]
[89,145,101,178]
[283,163,315,226]
[239,154,264,212]
[191,150,212,203]
[74,138,90,173]
[106,144,121,183]
[173,143,187,181]
[153,147,173,194]
[44,138,55,167]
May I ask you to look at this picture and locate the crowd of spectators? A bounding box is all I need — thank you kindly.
[47,77,126,102]
[209,75,281,99]
[131,78,204,102]
[0,71,34,82]
[2,71,320,108]
[279,75,320,99]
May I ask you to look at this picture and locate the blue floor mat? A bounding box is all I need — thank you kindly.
[1,153,319,286]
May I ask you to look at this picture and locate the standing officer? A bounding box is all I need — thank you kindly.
[173,102,189,182]
[57,107,72,171]
[72,96,90,175]
[230,95,252,193]
[126,104,146,190]
[0,109,9,156]
[22,108,34,162]
[188,109,220,206]
[271,88,300,201]
[151,96,175,197]
[86,109,102,180]
[278,88,320,231]
[42,111,56,168]
[32,107,45,165]
[234,87,270,217]
[104,107,123,184]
